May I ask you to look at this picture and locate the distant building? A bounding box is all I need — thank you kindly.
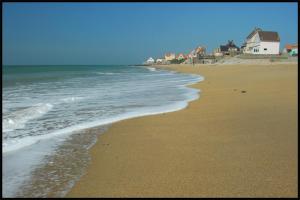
[243,27,280,55]
[145,57,155,64]
[213,47,224,57]
[188,49,197,59]
[176,53,186,60]
[283,44,298,56]
[193,46,217,64]
[219,40,240,56]
[155,58,169,65]
[185,50,196,64]
[156,58,163,63]
[185,46,206,64]
[195,46,206,56]
[164,53,176,61]
[240,42,247,53]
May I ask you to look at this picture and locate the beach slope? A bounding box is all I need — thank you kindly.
[67,64,297,197]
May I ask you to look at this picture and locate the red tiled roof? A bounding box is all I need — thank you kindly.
[285,44,298,50]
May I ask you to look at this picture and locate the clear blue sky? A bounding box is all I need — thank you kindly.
[3,2,298,65]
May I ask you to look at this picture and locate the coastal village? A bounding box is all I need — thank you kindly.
[143,27,298,65]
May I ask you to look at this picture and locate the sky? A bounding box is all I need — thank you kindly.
[3,2,298,65]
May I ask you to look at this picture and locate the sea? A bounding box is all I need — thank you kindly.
[2,65,203,197]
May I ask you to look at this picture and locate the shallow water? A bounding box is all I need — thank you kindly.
[2,65,203,197]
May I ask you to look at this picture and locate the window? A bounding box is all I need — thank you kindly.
[264,48,267,51]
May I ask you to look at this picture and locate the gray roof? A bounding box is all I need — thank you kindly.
[220,40,240,52]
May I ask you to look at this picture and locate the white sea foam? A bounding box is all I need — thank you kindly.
[2,103,53,132]
[61,97,84,103]
[147,67,157,72]
[96,72,119,75]
[3,87,200,154]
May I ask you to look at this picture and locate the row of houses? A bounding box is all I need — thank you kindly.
[144,46,207,65]
[145,52,191,65]
[144,27,298,65]
[215,27,297,56]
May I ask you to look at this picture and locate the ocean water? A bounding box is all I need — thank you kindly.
[2,65,203,197]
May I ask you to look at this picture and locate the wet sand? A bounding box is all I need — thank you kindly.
[67,64,297,197]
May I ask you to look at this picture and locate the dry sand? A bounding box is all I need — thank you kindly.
[67,64,298,197]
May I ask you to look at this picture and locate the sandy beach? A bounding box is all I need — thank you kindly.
[67,63,297,197]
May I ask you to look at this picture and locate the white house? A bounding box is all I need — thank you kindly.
[213,48,223,57]
[156,58,162,63]
[164,53,176,61]
[145,57,155,64]
[244,28,280,55]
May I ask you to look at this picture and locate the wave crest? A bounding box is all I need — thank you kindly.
[3,103,53,132]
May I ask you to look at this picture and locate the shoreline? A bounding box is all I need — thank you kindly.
[3,65,202,197]
[67,63,297,197]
